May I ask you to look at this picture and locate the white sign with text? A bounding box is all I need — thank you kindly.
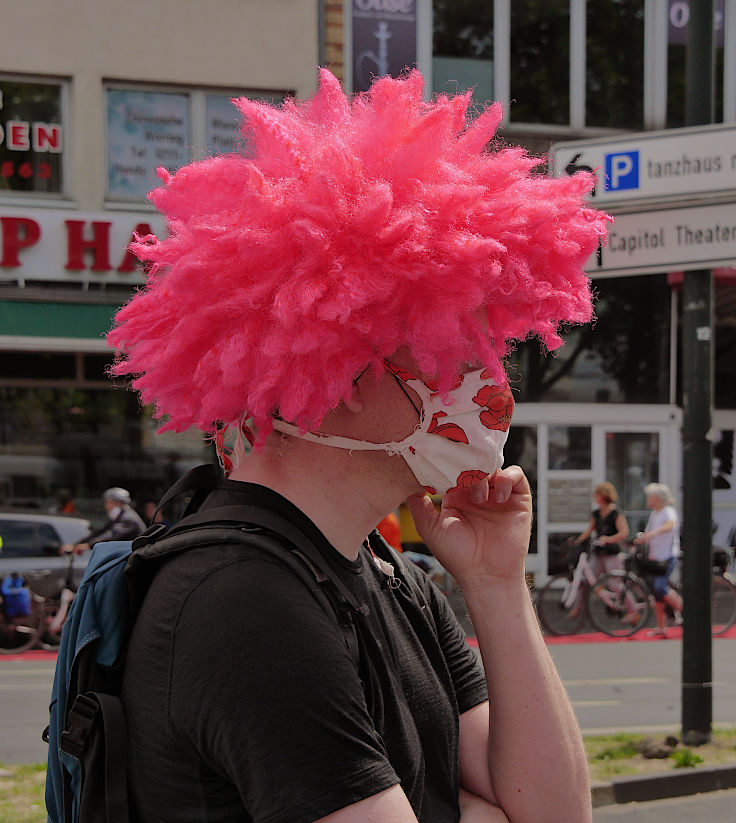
[551,124,736,206]
[591,201,736,276]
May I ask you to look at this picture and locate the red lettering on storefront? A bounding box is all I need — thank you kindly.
[32,123,62,153]
[7,120,30,150]
[65,220,112,271]
[0,216,41,267]
[116,222,154,272]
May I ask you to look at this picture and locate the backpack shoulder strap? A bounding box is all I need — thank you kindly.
[157,503,368,616]
[129,518,363,670]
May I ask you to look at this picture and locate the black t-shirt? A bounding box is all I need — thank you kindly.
[592,506,621,554]
[121,481,488,823]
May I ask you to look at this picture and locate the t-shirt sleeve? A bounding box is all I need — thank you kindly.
[168,556,400,823]
[407,563,488,715]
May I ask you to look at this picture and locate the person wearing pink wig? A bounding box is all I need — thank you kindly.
[113,69,608,823]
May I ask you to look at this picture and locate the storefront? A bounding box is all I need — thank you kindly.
[0,205,212,521]
[0,0,319,525]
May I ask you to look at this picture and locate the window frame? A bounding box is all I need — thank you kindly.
[0,72,71,204]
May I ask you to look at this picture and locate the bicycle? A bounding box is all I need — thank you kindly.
[24,548,79,650]
[0,573,45,654]
[589,547,736,638]
[536,545,642,636]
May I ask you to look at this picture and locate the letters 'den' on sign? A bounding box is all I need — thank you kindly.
[590,200,736,276]
[550,123,736,206]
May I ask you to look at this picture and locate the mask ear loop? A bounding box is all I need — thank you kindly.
[392,374,421,415]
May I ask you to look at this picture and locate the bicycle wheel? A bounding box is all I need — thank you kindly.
[0,595,44,654]
[536,574,587,636]
[37,597,64,650]
[711,574,736,636]
[587,571,651,637]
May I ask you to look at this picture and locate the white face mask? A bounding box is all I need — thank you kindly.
[107,505,123,520]
[271,362,514,495]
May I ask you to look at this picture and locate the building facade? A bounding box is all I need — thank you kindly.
[0,0,320,524]
[2,0,735,570]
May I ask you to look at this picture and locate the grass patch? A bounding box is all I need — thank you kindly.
[585,727,736,782]
[0,763,46,823]
[670,748,704,768]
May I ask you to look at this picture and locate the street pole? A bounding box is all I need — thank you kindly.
[681,0,714,746]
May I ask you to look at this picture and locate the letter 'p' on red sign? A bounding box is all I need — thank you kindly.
[1,216,41,267]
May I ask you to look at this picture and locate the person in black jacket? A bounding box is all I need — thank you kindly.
[61,487,145,554]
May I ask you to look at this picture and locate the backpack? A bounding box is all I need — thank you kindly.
[44,464,418,823]
[1,572,31,618]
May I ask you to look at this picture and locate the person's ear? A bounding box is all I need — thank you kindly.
[344,382,364,414]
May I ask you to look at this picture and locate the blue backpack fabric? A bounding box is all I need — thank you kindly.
[1,572,32,618]
[45,541,132,823]
[43,464,412,823]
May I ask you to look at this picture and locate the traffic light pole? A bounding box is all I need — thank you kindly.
[681,0,714,746]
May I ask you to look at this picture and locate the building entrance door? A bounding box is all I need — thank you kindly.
[602,430,661,536]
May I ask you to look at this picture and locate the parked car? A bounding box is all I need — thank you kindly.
[0,512,92,594]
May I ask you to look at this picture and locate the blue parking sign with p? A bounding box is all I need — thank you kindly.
[604,151,639,192]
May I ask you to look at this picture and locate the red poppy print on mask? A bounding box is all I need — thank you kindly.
[427,411,470,443]
[428,373,465,398]
[383,361,418,383]
[453,469,490,491]
[472,384,514,432]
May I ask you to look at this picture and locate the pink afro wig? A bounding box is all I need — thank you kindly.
[108,69,609,445]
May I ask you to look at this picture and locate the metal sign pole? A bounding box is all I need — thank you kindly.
[681,0,715,746]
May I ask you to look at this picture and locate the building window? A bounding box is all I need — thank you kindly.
[548,426,591,471]
[0,384,210,518]
[105,85,286,203]
[106,88,191,202]
[667,0,726,127]
[0,76,64,196]
[586,0,645,130]
[508,274,672,404]
[432,0,493,106]
[509,0,570,125]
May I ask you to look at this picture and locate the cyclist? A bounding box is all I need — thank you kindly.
[60,487,145,554]
[634,482,683,637]
[569,481,629,577]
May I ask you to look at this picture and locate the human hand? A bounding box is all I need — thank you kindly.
[407,466,532,589]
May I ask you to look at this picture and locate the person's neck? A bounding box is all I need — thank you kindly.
[228,435,414,560]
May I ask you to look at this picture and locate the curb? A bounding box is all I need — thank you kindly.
[591,763,736,807]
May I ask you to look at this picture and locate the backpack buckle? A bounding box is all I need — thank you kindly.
[60,694,100,757]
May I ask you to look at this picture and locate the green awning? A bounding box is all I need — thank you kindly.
[0,301,120,339]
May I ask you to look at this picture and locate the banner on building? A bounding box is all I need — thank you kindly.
[350,0,418,93]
